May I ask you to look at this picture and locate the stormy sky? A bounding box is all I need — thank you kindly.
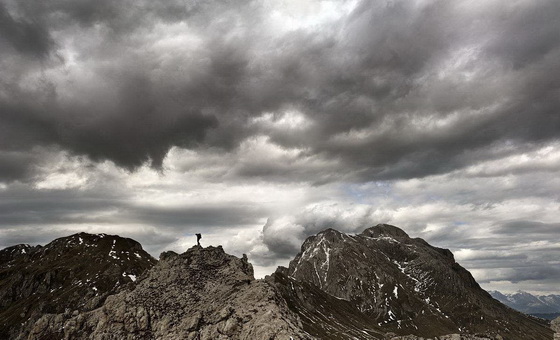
[1,0,559,294]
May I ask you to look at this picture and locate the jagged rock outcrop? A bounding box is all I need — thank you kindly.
[29,245,311,340]
[552,316,560,339]
[0,233,156,339]
[273,224,552,340]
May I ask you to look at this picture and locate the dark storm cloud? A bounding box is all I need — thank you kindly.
[0,152,38,182]
[421,220,560,253]
[1,0,560,183]
[0,0,253,181]
[495,221,560,235]
[122,203,267,228]
[473,262,560,284]
[506,267,560,284]
[0,183,124,226]
[484,1,560,69]
[460,249,560,285]
[0,183,264,229]
[0,3,53,57]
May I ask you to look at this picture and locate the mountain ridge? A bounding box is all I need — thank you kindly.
[0,232,157,339]
[0,225,555,339]
[28,245,311,339]
[489,290,560,317]
[275,224,551,339]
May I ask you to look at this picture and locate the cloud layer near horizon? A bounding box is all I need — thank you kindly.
[1,0,559,293]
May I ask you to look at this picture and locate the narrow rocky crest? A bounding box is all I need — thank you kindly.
[30,245,311,340]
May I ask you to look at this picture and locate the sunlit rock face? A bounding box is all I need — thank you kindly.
[0,233,156,339]
[274,224,553,340]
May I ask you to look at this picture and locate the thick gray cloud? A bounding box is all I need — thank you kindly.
[495,221,560,235]
[1,0,559,293]
[1,0,559,182]
[0,3,53,57]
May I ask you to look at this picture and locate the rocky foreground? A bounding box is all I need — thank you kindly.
[28,246,310,339]
[552,316,560,339]
[0,224,555,339]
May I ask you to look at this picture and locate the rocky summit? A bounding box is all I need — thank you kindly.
[0,225,556,339]
[272,224,552,340]
[28,245,310,340]
[0,233,156,340]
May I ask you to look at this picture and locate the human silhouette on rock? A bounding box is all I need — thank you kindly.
[196,233,202,246]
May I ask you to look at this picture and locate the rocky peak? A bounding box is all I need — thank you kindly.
[41,232,146,259]
[0,244,36,265]
[0,232,156,339]
[158,245,255,283]
[361,224,410,239]
[29,245,311,340]
[279,226,552,339]
[318,227,344,238]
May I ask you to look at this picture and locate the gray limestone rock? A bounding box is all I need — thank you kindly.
[28,245,311,340]
[552,316,560,340]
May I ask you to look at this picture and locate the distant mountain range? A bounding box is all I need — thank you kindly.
[489,290,560,318]
[1,225,555,339]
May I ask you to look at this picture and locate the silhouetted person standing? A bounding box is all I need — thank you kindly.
[196,233,202,246]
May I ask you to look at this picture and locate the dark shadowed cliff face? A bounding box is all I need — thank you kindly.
[270,271,388,339]
[0,233,156,339]
[273,224,552,340]
[29,245,312,340]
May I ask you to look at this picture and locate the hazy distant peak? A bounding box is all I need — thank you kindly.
[489,290,560,314]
